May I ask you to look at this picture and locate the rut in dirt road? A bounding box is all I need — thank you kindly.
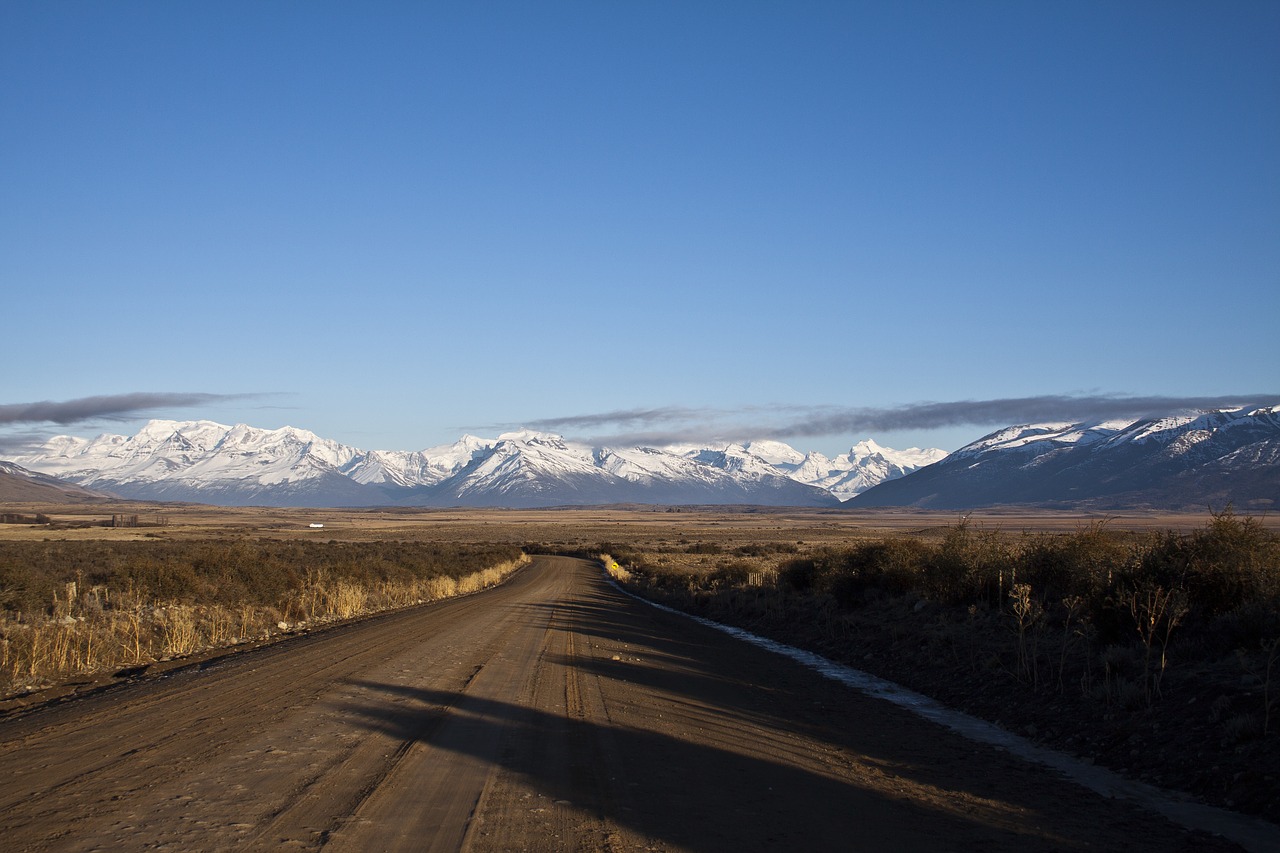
[0,556,1242,852]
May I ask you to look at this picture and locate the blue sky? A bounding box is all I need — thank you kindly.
[2,1,1277,457]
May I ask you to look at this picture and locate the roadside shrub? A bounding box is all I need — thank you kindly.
[923,521,1011,605]
[839,537,931,601]
[778,557,819,592]
[1186,508,1280,617]
[684,542,723,555]
[708,560,754,589]
[1214,599,1280,650]
[595,542,646,568]
[0,539,526,695]
[733,542,799,557]
[1019,524,1129,602]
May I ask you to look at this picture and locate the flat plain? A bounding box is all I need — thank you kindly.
[2,502,1266,547]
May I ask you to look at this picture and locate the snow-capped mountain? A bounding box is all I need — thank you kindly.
[850,405,1280,510]
[17,420,376,506]
[656,438,945,501]
[10,419,939,508]
[769,439,948,502]
[342,435,493,488]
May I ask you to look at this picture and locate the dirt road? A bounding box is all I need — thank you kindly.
[0,556,1236,851]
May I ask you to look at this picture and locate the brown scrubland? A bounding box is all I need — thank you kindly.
[593,508,1280,822]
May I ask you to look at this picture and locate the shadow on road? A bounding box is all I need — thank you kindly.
[339,676,1077,852]
[325,561,1221,852]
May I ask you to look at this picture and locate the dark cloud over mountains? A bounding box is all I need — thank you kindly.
[0,392,262,426]
[522,394,1280,446]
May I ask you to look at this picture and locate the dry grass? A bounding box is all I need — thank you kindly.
[601,555,632,583]
[0,546,528,697]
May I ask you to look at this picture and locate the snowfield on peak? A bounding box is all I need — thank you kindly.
[7,419,944,508]
[682,438,948,502]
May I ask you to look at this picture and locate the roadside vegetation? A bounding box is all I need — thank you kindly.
[0,539,525,697]
[600,508,1280,820]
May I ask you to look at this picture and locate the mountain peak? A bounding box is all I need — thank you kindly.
[6,420,945,508]
[850,438,886,456]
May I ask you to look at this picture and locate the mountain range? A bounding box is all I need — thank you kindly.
[6,420,945,508]
[850,404,1280,510]
[6,405,1275,510]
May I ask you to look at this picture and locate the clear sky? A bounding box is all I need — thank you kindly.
[2,1,1278,458]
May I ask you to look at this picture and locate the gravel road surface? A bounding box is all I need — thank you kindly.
[0,556,1237,851]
